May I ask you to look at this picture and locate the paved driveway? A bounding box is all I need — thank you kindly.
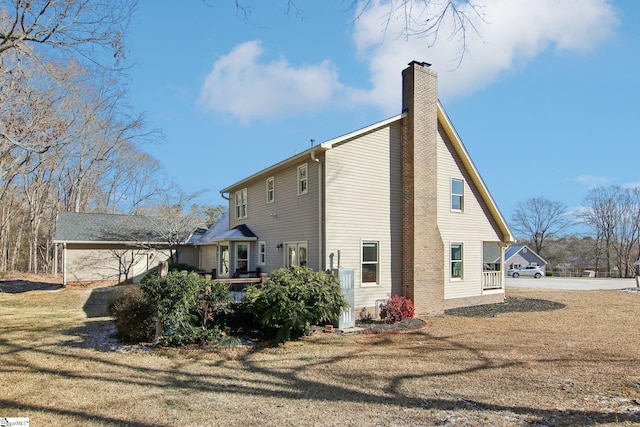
[505,276,638,290]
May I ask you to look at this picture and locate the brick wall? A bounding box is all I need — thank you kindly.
[401,61,445,315]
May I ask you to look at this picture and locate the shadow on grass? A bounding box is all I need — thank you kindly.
[1,327,638,426]
[1,287,637,426]
[83,287,114,318]
[0,280,63,293]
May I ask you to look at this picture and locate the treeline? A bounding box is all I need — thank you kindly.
[512,186,640,278]
[0,1,216,274]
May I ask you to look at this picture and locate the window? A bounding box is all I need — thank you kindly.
[258,241,266,266]
[362,241,379,284]
[219,244,229,277]
[236,243,248,271]
[451,243,463,279]
[285,242,307,267]
[266,177,274,204]
[235,188,247,219]
[451,178,464,211]
[297,164,308,195]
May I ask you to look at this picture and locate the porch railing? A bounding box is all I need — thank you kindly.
[215,274,268,301]
[482,271,502,290]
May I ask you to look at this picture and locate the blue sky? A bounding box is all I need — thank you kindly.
[125,0,639,229]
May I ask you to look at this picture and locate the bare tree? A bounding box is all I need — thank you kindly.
[0,0,136,66]
[511,197,573,256]
[233,0,483,64]
[579,185,640,278]
[140,191,208,264]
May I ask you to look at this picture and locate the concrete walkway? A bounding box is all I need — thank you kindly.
[505,276,638,290]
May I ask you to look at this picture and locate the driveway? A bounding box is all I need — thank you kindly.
[505,276,638,290]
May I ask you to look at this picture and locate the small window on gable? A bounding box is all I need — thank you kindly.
[235,188,247,219]
[451,178,464,211]
[297,164,308,195]
[266,177,275,204]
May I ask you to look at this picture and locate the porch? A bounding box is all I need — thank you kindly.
[482,271,503,290]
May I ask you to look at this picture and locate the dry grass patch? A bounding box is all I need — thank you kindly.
[0,283,638,426]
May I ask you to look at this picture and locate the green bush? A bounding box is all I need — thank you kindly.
[168,262,199,272]
[107,285,155,343]
[140,271,231,346]
[243,266,347,342]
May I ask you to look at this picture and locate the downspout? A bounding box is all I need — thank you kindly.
[62,243,67,287]
[220,191,230,201]
[501,242,507,291]
[311,149,323,270]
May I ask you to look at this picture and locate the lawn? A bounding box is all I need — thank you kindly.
[0,281,639,426]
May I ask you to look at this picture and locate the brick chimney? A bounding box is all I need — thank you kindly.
[401,61,445,315]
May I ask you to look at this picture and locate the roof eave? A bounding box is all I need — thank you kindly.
[220,114,404,194]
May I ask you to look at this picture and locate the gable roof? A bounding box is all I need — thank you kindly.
[437,103,514,243]
[219,115,402,194]
[219,103,513,243]
[188,211,257,244]
[54,212,166,244]
[499,244,548,265]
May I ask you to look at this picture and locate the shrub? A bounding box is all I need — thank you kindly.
[107,285,155,343]
[379,295,415,323]
[243,266,347,342]
[168,262,199,272]
[140,271,231,346]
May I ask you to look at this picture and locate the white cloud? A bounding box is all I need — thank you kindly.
[352,0,620,114]
[198,40,345,123]
[574,175,612,188]
[199,0,619,121]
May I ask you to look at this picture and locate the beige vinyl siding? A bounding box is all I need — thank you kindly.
[198,245,217,271]
[226,157,321,273]
[436,124,503,300]
[325,121,403,310]
[64,245,171,283]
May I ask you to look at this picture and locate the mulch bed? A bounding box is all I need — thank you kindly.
[445,296,566,317]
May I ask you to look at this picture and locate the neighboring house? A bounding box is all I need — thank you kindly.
[53,212,199,285]
[500,244,548,275]
[192,61,514,315]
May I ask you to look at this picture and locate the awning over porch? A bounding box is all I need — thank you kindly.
[188,211,257,244]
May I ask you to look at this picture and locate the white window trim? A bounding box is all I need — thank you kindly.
[266,177,275,204]
[284,241,308,267]
[235,188,247,219]
[297,163,308,195]
[258,241,266,266]
[450,242,463,281]
[451,177,464,212]
[361,239,380,287]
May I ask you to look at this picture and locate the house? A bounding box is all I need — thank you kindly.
[500,244,548,275]
[192,61,514,315]
[53,212,199,285]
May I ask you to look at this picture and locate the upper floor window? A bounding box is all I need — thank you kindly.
[235,188,247,219]
[451,178,464,211]
[266,177,275,204]
[297,164,308,195]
